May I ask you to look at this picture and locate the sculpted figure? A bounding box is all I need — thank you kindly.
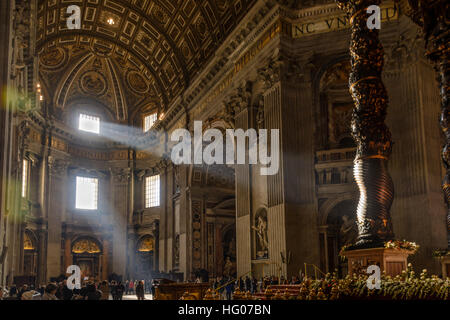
[252,215,268,252]
[339,215,358,246]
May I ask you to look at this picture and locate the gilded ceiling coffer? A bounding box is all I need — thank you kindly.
[398,0,450,234]
[336,0,395,248]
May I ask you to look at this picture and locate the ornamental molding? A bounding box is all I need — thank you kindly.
[48,156,69,177]
[110,167,131,184]
[257,53,307,89]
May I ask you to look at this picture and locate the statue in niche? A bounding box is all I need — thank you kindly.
[252,211,268,259]
[223,256,236,277]
[12,1,31,111]
[226,237,236,259]
[339,214,358,246]
[12,1,30,70]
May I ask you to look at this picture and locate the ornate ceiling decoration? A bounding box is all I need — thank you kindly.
[276,0,334,10]
[37,0,257,122]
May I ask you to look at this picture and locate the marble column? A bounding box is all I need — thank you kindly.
[163,160,174,271]
[64,233,72,272]
[36,229,47,285]
[0,0,12,285]
[110,167,131,278]
[102,238,109,280]
[230,82,255,278]
[257,54,320,277]
[384,32,446,274]
[400,0,450,244]
[177,165,189,280]
[46,157,68,280]
[157,159,171,272]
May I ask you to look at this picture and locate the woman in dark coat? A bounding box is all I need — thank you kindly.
[85,282,102,300]
[135,280,145,300]
[116,282,125,300]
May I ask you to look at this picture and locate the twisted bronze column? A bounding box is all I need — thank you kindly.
[400,0,450,239]
[336,0,395,248]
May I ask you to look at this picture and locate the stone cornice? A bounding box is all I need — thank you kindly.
[21,0,406,162]
[25,109,160,151]
[24,0,341,151]
[279,1,340,21]
[110,167,131,184]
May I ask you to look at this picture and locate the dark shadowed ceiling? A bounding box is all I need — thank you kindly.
[36,0,256,123]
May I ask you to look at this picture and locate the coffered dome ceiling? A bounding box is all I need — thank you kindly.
[37,0,256,122]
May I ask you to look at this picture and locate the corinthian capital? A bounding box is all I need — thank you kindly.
[258,54,304,89]
[110,167,131,184]
[225,81,253,117]
[156,157,170,171]
[48,157,69,177]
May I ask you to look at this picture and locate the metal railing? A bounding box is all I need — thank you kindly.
[303,263,326,280]
[213,271,252,293]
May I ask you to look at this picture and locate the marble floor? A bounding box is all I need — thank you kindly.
[120,294,153,300]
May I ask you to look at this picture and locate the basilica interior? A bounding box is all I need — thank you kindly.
[0,0,449,294]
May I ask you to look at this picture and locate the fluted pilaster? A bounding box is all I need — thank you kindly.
[400,0,450,239]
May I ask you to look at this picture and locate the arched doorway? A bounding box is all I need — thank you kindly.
[222,225,236,278]
[135,235,155,279]
[71,237,102,281]
[23,230,37,276]
[321,200,357,276]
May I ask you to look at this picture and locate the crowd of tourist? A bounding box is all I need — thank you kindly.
[212,275,303,300]
[0,275,305,300]
[0,279,156,300]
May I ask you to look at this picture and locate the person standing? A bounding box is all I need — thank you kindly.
[41,283,58,300]
[245,276,251,292]
[17,284,29,299]
[124,280,129,295]
[9,285,17,298]
[98,280,110,300]
[62,280,73,300]
[116,281,125,300]
[136,280,145,300]
[151,280,156,298]
[225,280,233,300]
[85,282,102,300]
[129,279,134,295]
[110,281,117,300]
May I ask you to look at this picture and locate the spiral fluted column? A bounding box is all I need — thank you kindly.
[399,0,450,240]
[336,0,395,248]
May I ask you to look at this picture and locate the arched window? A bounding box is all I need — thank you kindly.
[79,113,100,134]
[145,174,160,208]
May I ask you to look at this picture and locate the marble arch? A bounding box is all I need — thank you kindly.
[319,194,357,227]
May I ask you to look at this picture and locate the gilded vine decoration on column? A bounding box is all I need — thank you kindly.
[336,0,395,248]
